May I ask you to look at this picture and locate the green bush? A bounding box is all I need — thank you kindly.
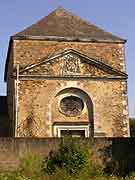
[130,118,135,137]
[1,138,135,179]
[42,137,89,175]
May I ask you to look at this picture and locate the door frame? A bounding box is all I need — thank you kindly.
[53,125,89,137]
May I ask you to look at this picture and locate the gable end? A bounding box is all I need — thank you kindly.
[15,49,127,79]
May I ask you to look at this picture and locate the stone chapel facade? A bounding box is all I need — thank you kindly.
[4,7,130,137]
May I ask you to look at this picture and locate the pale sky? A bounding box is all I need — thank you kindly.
[0,0,135,117]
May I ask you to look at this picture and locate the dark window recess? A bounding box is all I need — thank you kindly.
[60,96,84,117]
[61,130,85,137]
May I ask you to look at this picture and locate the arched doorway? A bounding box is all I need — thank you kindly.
[53,87,94,138]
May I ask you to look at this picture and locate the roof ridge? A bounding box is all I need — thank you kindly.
[13,7,70,37]
[13,7,126,42]
[52,7,125,41]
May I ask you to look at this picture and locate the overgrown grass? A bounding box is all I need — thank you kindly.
[0,137,135,180]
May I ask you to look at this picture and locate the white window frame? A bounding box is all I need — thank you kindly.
[54,125,89,138]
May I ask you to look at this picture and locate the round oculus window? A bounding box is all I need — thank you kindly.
[60,96,84,117]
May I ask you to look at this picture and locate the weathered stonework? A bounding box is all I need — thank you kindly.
[13,77,128,137]
[14,40,125,72]
[5,8,130,137]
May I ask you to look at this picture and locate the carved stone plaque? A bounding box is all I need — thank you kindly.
[62,54,81,75]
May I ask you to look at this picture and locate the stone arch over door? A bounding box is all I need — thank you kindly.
[54,87,94,137]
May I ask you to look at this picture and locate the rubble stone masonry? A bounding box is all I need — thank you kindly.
[7,39,129,137]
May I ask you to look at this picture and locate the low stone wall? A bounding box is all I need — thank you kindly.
[0,138,135,172]
[0,138,61,170]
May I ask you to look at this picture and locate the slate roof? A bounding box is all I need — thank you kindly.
[13,7,125,42]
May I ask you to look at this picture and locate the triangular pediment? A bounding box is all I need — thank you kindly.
[19,49,127,78]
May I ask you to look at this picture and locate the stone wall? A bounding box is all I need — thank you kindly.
[16,79,129,137]
[7,47,15,136]
[0,138,134,173]
[13,40,126,72]
[0,138,115,171]
[0,138,61,170]
[6,39,129,137]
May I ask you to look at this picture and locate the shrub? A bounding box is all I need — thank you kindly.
[1,138,135,179]
[130,118,135,137]
[42,137,89,175]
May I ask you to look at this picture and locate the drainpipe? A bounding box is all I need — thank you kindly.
[15,64,19,137]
